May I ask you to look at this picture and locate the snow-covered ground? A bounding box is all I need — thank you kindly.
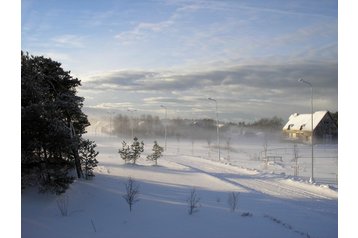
[22,133,338,238]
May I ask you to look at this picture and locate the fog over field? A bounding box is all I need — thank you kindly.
[86,114,338,186]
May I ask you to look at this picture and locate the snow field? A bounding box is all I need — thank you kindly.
[22,134,338,238]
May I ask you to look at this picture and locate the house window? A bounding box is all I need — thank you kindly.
[288,124,294,130]
[299,124,305,130]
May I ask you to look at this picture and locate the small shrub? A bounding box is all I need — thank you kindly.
[187,188,200,215]
[228,192,239,212]
[123,177,140,212]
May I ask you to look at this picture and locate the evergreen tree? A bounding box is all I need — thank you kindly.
[118,137,144,164]
[130,137,144,164]
[79,139,99,179]
[21,51,94,194]
[147,141,164,165]
[118,141,131,164]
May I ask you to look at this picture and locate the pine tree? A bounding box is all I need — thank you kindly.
[118,141,131,164]
[147,141,164,165]
[118,137,144,164]
[130,137,144,164]
[79,139,99,179]
[21,51,91,193]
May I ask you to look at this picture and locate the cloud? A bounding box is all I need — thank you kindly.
[51,34,86,48]
[86,102,135,110]
[79,58,337,121]
[82,60,337,92]
[115,19,174,44]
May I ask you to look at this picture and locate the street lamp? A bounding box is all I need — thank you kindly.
[191,120,197,156]
[160,105,167,151]
[298,78,314,183]
[127,108,137,139]
[208,97,221,161]
[107,111,115,136]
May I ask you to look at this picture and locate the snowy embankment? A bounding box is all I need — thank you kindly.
[22,135,338,238]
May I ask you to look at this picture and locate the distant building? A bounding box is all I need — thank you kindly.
[282,111,337,143]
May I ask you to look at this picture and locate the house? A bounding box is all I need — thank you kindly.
[282,111,337,143]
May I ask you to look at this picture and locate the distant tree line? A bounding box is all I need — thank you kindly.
[109,113,284,140]
[21,51,98,194]
[246,116,284,130]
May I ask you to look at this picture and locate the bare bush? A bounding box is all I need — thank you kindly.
[228,192,239,212]
[56,195,69,216]
[123,177,140,212]
[187,188,200,215]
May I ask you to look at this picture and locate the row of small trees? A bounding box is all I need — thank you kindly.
[118,137,164,165]
[121,177,240,215]
[57,176,241,217]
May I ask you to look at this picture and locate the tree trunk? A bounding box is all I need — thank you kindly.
[68,119,82,178]
[73,148,82,178]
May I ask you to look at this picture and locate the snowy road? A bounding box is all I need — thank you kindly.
[166,154,338,217]
[168,155,337,200]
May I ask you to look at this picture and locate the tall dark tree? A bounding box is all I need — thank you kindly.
[21,51,95,194]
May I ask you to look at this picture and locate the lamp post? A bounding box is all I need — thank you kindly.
[107,111,115,136]
[298,78,314,183]
[191,120,197,156]
[208,97,220,161]
[160,105,167,151]
[127,108,137,139]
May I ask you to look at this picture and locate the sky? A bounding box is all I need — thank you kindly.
[21,0,338,122]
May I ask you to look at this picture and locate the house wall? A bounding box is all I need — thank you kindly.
[314,113,338,143]
[283,129,311,142]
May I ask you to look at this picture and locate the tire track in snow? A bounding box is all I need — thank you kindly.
[238,177,331,200]
[170,155,335,201]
